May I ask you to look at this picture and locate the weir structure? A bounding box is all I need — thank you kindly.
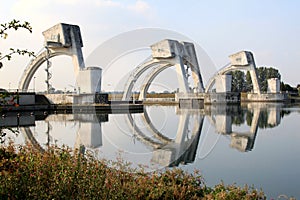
[122,39,205,101]
[18,23,102,103]
[17,23,285,105]
[205,51,261,94]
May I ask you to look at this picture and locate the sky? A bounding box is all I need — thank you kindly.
[1,0,300,92]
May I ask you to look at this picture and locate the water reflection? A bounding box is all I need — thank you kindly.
[1,103,293,168]
[2,103,299,198]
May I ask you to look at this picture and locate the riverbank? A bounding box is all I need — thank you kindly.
[0,144,266,199]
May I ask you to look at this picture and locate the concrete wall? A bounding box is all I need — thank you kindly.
[179,99,204,109]
[77,67,102,94]
[46,93,108,105]
[145,98,175,102]
[45,94,74,104]
[73,94,95,104]
[244,93,287,102]
[204,93,240,104]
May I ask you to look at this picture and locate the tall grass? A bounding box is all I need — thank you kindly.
[0,144,265,199]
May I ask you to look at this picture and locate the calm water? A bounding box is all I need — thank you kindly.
[2,103,300,198]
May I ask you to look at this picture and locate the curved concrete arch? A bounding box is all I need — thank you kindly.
[139,63,171,100]
[205,64,261,94]
[123,39,206,100]
[125,58,205,101]
[19,23,86,92]
[122,58,173,100]
[19,48,72,91]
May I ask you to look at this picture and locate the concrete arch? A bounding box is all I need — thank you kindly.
[122,39,205,101]
[205,64,261,94]
[205,51,261,94]
[139,63,171,100]
[122,58,172,100]
[19,23,85,92]
[19,48,73,91]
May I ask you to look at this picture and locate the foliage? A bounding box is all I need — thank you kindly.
[0,19,35,69]
[257,67,281,92]
[245,71,253,92]
[0,144,266,200]
[231,67,281,93]
[0,91,20,143]
[280,82,298,93]
[231,71,246,92]
[0,20,35,142]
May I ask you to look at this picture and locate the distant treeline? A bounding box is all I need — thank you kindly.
[231,66,297,93]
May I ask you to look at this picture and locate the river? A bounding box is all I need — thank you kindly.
[2,102,300,198]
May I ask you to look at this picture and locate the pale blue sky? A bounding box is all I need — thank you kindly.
[1,0,299,91]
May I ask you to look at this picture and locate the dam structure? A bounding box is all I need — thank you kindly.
[18,23,103,105]
[0,22,287,112]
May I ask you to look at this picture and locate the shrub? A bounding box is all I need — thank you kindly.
[0,144,266,199]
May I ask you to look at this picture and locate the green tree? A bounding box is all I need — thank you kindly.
[230,67,281,93]
[231,70,245,92]
[245,71,253,92]
[257,67,281,92]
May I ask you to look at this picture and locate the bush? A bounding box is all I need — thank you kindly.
[0,144,266,199]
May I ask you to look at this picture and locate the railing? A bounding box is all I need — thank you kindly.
[6,89,36,93]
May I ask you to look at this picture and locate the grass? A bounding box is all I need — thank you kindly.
[0,143,266,200]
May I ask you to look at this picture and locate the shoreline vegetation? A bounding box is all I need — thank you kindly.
[0,143,266,199]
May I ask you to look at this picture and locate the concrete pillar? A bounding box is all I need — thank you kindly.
[267,78,280,93]
[215,74,232,93]
[76,67,102,94]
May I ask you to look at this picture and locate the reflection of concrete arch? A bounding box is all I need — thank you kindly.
[19,23,85,91]
[123,39,205,100]
[205,51,261,94]
[21,127,45,152]
[141,110,172,143]
[21,113,107,151]
[126,108,204,166]
[206,105,261,152]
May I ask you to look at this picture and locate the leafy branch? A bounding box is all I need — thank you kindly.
[0,20,35,69]
[0,19,32,39]
[0,20,34,141]
[0,48,35,61]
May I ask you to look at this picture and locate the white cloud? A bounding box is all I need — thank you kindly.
[127,0,151,15]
